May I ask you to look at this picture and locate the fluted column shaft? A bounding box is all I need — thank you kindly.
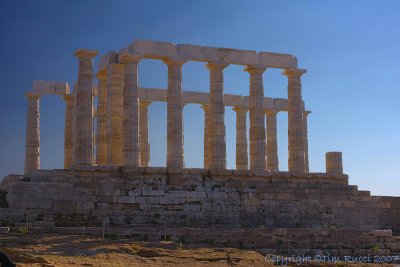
[106,63,125,165]
[25,92,41,174]
[246,66,266,171]
[283,69,307,174]
[121,55,142,167]
[233,107,248,170]
[266,110,279,171]
[207,62,228,169]
[139,101,151,167]
[201,104,211,168]
[63,94,74,169]
[303,110,311,173]
[73,50,98,166]
[96,71,107,165]
[164,59,186,170]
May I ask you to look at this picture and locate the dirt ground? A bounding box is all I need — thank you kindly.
[0,233,399,267]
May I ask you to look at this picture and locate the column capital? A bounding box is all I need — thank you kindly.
[303,110,311,117]
[244,65,267,75]
[62,94,73,102]
[25,92,41,99]
[119,53,143,64]
[232,106,248,114]
[139,100,152,108]
[200,103,209,111]
[163,57,187,66]
[74,49,99,60]
[265,109,279,116]
[283,68,307,78]
[96,70,107,81]
[206,61,229,71]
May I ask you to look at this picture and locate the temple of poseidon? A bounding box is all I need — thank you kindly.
[1,40,400,253]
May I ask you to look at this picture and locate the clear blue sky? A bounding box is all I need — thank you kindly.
[0,0,399,196]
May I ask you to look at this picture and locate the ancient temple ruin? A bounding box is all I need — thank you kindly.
[1,41,400,251]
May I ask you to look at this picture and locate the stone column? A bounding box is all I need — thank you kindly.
[121,54,142,167]
[207,62,228,170]
[283,68,307,174]
[63,94,74,169]
[245,66,267,171]
[326,152,343,174]
[106,63,125,165]
[233,107,248,170]
[303,110,311,173]
[201,104,211,169]
[266,109,279,172]
[139,101,151,167]
[73,49,98,166]
[24,92,41,175]
[96,71,107,165]
[164,58,186,171]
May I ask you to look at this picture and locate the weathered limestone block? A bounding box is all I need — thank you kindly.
[177,44,219,62]
[129,40,178,59]
[283,68,307,174]
[25,92,41,174]
[106,63,125,165]
[259,52,297,69]
[219,48,259,66]
[326,152,343,174]
[33,80,70,95]
[73,49,98,166]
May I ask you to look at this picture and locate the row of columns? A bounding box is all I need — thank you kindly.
[24,49,309,174]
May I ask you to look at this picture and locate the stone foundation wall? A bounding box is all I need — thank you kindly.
[1,167,400,232]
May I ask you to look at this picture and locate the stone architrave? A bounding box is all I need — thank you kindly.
[121,54,142,167]
[164,58,186,171]
[106,63,125,165]
[63,94,74,169]
[245,66,267,171]
[207,62,228,170]
[73,49,98,166]
[139,101,151,167]
[283,68,307,174]
[25,92,41,174]
[201,104,211,169]
[96,71,107,165]
[303,110,311,173]
[233,107,248,170]
[265,109,279,171]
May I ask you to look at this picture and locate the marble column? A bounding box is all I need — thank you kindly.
[139,101,151,167]
[106,63,125,165]
[245,66,266,171]
[121,55,142,167]
[201,104,211,169]
[283,68,307,174]
[96,71,107,165]
[303,110,311,173]
[25,92,41,175]
[73,49,98,166]
[265,110,279,172]
[207,62,228,169]
[233,107,248,170]
[326,152,343,174]
[164,58,186,170]
[63,94,74,169]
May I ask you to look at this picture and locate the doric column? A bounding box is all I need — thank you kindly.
[106,63,125,165]
[96,70,107,165]
[303,110,311,173]
[25,92,41,175]
[245,66,267,171]
[121,54,142,167]
[201,104,211,169]
[164,58,186,171]
[207,62,228,169]
[283,68,307,174]
[63,94,74,169]
[233,107,248,170]
[326,152,343,174]
[265,109,279,172]
[139,101,151,167]
[73,49,98,166]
